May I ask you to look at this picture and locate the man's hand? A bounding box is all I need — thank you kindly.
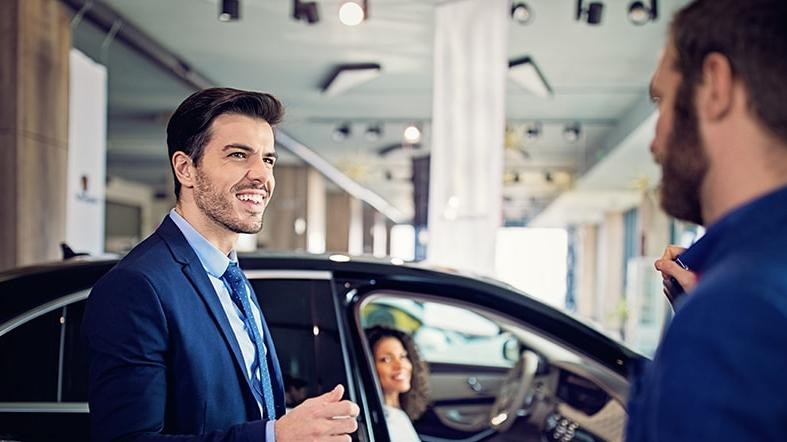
[275,384,360,442]
[654,245,698,306]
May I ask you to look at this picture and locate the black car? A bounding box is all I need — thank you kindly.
[0,253,642,442]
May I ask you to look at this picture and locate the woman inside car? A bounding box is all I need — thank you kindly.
[366,326,430,442]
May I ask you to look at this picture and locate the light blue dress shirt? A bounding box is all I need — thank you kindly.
[169,209,276,440]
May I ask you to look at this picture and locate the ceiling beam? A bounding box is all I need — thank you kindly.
[63,0,214,90]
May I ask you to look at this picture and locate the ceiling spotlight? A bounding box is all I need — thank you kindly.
[525,122,542,140]
[403,124,421,144]
[511,2,533,25]
[219,0,240,22]
[628,0,657,25]
[576,0,604,25]
[293,0,320,24]
[332,122,351,142]
[509,56,552,97]
[339,0,367,26]
[563,122,581,143]
[365,123,383,142]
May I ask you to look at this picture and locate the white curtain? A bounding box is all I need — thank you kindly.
[427,0,508,275]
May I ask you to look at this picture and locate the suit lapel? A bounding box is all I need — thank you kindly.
[156,216,260,418]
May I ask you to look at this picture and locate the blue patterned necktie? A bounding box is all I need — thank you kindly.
[222,262,276,419]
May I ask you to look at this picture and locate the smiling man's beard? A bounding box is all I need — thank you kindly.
[193,168,264,234]
[659,79,709,226]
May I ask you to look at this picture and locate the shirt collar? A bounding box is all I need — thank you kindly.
[168,208,238,278]
[680,184,787,272]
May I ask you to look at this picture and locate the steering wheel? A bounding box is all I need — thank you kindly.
[488,350,540,432]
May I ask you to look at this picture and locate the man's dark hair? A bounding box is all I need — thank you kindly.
[166,87,284,198]
[671,0,787,145]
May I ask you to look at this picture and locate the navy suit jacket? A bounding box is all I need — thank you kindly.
[83,216,285,441]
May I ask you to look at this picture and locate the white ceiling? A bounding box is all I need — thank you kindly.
[70,0,688,223]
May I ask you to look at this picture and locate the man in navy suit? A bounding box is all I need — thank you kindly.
[83,88,359,441]
[627,0,787,440]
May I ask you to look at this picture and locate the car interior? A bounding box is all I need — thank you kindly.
[359,293,627,442]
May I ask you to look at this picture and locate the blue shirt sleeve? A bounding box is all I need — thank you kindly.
[266,420,276,442]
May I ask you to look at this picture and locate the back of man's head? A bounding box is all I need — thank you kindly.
[166,88,284,199]
[671,0,787,147]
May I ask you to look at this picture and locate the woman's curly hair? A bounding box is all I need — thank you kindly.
[366,326,430,420]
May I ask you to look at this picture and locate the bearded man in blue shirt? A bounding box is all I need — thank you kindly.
[627,0,787,440]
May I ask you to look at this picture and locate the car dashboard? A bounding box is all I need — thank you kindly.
[526,361,627,442]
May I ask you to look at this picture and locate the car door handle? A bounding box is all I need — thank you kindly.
[467,376,483,393]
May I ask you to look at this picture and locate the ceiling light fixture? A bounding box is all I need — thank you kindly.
[338,0,368,26]
[293,0,320,24]
[403,124,421,144]
[365,123,383,142]
[320,63,381,97]
[219,0,240,22]
[563,122,581,143]
[508,56,553,97]
[511,2,533,25]
[576,0,604,25]
[628,0,657,25]
[526,122,542,140]
[332,122,352,142]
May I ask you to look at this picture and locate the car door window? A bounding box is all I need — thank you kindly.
[362,299,513,368]
[0,309,62,401]
[61,300,89,401]
[249,278,348,402]
[360,295,518,442]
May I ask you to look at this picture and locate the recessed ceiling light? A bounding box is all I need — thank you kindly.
[403,124,421,144]
[511,2,533,25]
[339,0,366,26]
[628,0,657,25]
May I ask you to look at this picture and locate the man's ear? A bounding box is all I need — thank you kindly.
[172,151,196,190]
[697,52,734,122]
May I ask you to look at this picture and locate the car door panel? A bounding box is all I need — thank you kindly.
[419,362,508,436]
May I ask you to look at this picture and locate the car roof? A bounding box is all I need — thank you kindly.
[0,252,642,375]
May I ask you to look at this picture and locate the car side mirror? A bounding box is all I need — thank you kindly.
[502,336,522,362]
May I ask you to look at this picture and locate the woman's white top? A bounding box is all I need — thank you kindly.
[384,405,421,442]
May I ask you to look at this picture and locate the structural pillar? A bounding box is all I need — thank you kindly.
[427,0,508,275]
[306,168,326,254]
[259,165,308,251]
[0,0,71,270]
[326,190,352,253]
